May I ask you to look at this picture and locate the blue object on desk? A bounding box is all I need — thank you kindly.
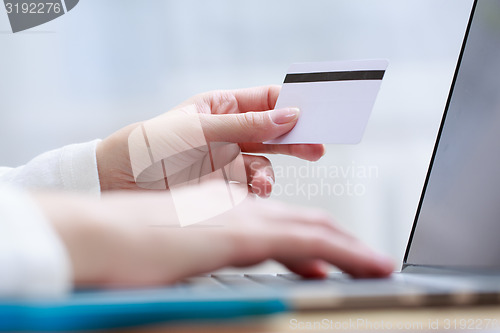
[0,287,288,331]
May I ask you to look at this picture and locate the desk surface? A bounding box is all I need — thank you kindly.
[118,305,500,332]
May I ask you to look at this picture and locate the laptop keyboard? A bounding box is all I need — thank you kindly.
[182,273,427,292]
[182,272,500,294]
[172,272,500,309]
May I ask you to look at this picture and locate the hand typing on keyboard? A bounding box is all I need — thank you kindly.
[35,184,394,289]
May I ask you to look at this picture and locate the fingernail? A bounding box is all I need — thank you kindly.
[266,176,274,186]
[270,108,300,125]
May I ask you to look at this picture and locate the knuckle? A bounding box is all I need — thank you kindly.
[238,113,268,142]
[243,112,263,127]
[310,234,333,256]
[216,91,239,114]
[288,229,329,254]
[200,90,239,114]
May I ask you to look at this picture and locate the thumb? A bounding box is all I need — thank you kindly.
[200,108,300,143]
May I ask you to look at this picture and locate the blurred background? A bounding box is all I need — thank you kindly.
[0,0,473,271]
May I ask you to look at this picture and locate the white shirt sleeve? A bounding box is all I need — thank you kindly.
[0,139,102,196]
[0,140,102,298]
[0,185,72,299]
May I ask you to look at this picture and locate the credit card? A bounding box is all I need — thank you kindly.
[266,59,388,144]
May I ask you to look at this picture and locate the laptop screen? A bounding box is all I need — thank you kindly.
[405,0,500,268]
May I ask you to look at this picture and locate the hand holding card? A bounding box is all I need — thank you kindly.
[266,59,388,145]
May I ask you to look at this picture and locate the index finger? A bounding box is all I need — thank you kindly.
[193,85,280,115]
[177,86,281,115]
[230,85,281,113]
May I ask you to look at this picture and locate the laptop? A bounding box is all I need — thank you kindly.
[1,0,499,330]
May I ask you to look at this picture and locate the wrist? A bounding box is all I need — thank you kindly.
[96,123,141,192]
[33,193,112,286]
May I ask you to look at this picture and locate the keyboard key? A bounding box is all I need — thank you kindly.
[183,276,227,289]
[245,274,296,286]
[211,274,265,288]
